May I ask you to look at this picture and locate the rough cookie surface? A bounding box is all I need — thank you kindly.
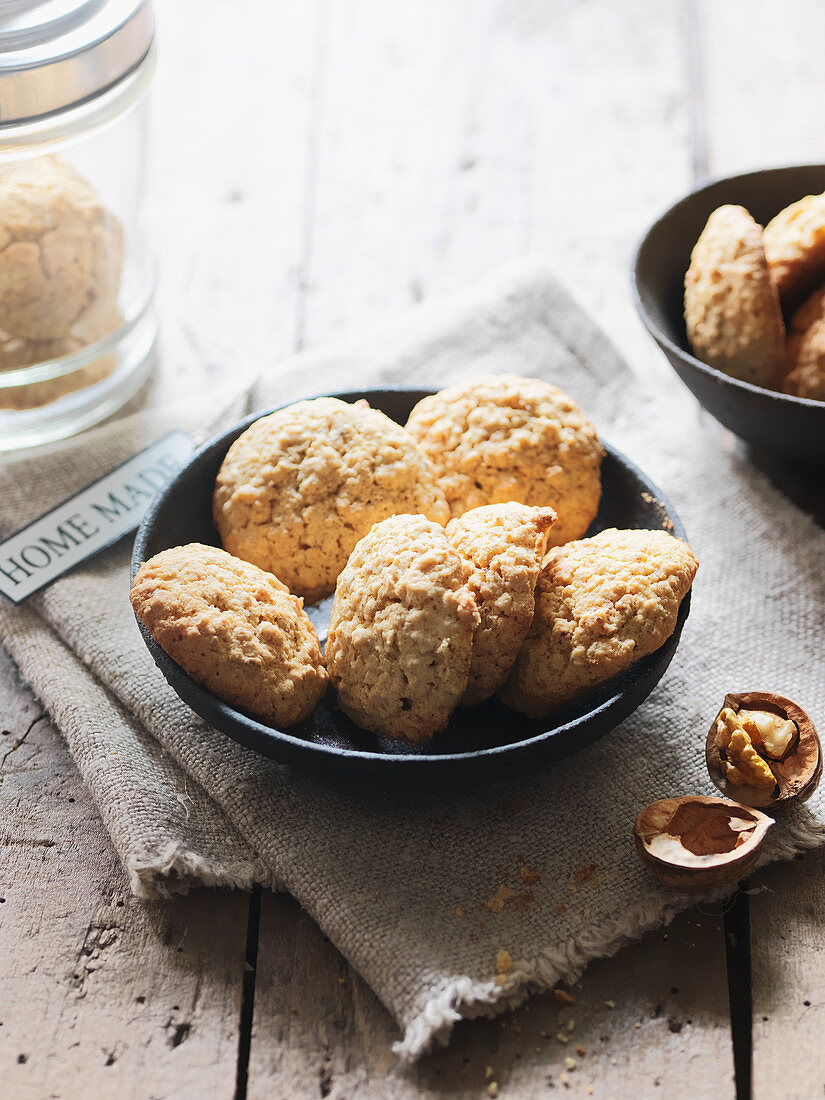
[764,192,825,313]
[499,528,698,718]
[405,374,603,545]
[130,543,327,726]
[784,285,825,401]
[0,158,123,341]
[213,398,450,602]
[684,205,785,388]
[446,502,556,705]
[326,515,479,743]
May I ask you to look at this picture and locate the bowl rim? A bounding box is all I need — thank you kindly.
[631,162,825,411]
[131,387,692,773]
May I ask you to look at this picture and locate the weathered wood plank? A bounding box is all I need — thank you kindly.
[247,891,734,1099]
[750,851,825,1100]
[148,0,322,403]
[0,650,248,1100]
[296,0,691,375]
[699,0,825,178]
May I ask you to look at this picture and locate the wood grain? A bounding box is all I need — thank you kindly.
[148,0,322,402]
[699,0,825,178]
[247,892,734,1099]
[296,0,691,375]
[750,851,825,1100]
[0,651,247,1099]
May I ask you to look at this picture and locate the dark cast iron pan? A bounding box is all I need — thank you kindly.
[633,164,825,465]
[131,388,693,784]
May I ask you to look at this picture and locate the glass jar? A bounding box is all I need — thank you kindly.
[0,0,156,452]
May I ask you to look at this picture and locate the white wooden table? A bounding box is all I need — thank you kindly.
[3,2,825,1096]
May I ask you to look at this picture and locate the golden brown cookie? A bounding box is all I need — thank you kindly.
[446,502,556,705]
[405,374,603,545]
[499,528,698,719]
[0,158,123,341]
[784,285,825,401]
[764,192,825,314]
[326,515,479,743]
[684,205,785,388]
[130,543,327,726]
[213,398,450,603]
[0,306,121,411]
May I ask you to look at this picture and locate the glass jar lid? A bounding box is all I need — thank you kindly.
[0,0,153,124]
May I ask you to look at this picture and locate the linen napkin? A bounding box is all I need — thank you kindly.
[2,263,824,1061]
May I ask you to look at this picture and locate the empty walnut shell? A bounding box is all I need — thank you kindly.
[634,796,773,890]
[706,691,822,808]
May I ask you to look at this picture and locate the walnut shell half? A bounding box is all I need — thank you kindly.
[634,795,773,891]
[706,691,822,808]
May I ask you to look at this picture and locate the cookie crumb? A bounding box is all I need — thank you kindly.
[576,863,597,883]
[495,949,514,984]
[486,885,517,912]
[553,988,575,1005]
[513,890,535,911]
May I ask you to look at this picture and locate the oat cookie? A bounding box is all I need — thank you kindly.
[764,192,825,313]
[784,285,825,401]
[446,502,556,705]
[0,158,123,341]
[0,306,121,411]
[684,205,785,388]
[130,543,327,726]
[213,398,450,602]
[326,515,479,743]
[405,374,603,545]
[500,528,698,719]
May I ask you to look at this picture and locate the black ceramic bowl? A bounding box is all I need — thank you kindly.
[132,389,692,783]
[633,164,825,464]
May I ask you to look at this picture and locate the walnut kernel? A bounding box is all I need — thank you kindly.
[707,691,821,808]
[714,708,777,790]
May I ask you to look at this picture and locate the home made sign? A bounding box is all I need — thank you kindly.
[0,431,194,604]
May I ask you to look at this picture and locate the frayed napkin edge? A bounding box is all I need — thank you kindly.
[127,840,272,900]
[392,808,825,1062]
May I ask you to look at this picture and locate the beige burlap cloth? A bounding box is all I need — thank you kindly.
[1,264,824,1060]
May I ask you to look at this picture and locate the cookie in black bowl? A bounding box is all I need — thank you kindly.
[131,388,693,783]
[633,164,825,464]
